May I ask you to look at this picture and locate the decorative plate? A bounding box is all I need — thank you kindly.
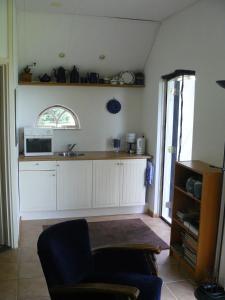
[120,71,135,85]
[106,99,121,114]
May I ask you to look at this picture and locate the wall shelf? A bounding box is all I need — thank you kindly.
[18,81,145,88]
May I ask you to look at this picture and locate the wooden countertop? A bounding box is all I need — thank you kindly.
[19,151,152,162]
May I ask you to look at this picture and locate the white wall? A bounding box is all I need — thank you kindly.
[0,0,8,59]
[17,86,143,152]
[16,11,152,154]
[142,0,225,214]
[17,11,159,78]
[1,0,20,248]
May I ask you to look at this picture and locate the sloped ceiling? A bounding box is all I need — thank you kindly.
[16,0,199,21]
[16,0,199,77]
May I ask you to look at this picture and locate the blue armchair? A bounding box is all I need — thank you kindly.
[37,219,162,300]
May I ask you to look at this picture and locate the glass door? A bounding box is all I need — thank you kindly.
[161,79,180,223]
[161,74,196,223]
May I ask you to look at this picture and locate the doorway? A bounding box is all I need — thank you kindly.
[160,71,196,223]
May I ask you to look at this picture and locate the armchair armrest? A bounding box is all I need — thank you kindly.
[50,282,140,300]
[92,243,161,254]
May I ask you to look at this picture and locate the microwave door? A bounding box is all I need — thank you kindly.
[26,138,52,153]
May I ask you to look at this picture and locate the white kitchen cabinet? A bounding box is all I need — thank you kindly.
[93,159,146,208]
[19,170,57,211]
[120,159,146,206]
[56,161,92,210]
[19,157,147,216]
[93,160,121,208]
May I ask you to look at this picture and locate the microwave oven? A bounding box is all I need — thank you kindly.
[24,128,53,156]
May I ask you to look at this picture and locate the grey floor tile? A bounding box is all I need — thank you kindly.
[161,284,177,299]
[158,263,186,283]
[0,279,17,300]
[19,247,39,263]
[18,277,49,299]
[0,249,18,264]
[0,263,18,280]
[166,280,196,300]
[18,261,44,279]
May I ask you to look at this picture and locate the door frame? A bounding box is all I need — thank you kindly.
[159,80,169,223]
[158,70,196,222]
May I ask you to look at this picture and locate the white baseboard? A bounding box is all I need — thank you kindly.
[20,205,147,220]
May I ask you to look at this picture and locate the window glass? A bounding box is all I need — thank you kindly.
[37,105,80,129]
[58,111,76,128]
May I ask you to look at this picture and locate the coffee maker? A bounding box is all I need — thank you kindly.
[126,133,136,154]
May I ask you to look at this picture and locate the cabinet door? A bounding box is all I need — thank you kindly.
[57,161,92,210]
[19,170,56,211]
[120,159,146,206]
[93,160,121,208]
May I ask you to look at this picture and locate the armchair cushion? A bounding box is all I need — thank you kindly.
[86,272,162,300]
[93,248,156,275]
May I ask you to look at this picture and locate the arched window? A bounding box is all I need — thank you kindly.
[37,105,81,129]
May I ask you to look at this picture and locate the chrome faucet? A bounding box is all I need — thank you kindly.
[67,144,76,153]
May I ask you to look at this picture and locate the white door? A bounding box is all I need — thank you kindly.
[93,160,121,208]
[57,161,92,210]
[19,170,57,211]
[120,159,146,206]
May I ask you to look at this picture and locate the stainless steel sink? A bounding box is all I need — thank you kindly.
[57,152,85,157]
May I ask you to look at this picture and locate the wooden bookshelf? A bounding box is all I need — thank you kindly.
[170,160,222,282]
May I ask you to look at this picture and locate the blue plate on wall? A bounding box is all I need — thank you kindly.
[106,99,121,114]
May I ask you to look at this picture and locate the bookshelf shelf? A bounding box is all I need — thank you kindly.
[170,245,195,277]
[173,218,198,240]
[174,185,201,203]
[170,160,222,282]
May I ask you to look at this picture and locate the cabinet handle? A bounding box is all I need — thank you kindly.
[52,174,56,176]
[35,163,39,166]
[56,164,59,167]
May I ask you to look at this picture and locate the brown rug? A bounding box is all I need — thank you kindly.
[44,218,169,250]
[88,218,169,249]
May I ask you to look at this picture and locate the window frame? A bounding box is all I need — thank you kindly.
[36,105,81,130]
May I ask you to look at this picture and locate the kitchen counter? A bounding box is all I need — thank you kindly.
[19,151,152,162]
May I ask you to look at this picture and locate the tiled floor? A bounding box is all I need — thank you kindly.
[0,214,196,300]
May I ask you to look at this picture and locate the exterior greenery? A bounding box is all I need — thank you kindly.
[37,105,80,129]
